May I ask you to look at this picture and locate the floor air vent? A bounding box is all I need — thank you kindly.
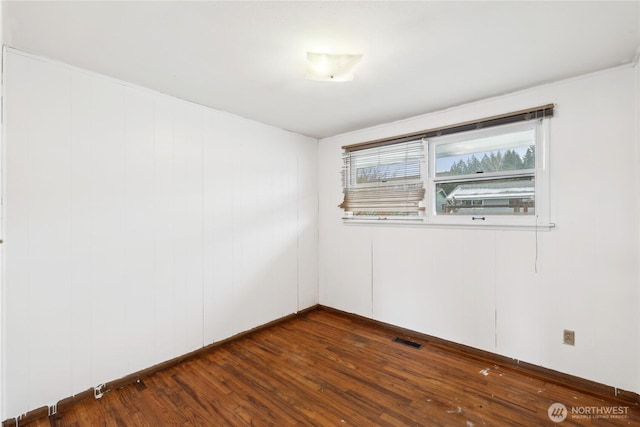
[393,337,423,349]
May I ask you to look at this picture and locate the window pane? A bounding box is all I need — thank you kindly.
[341,139,425,218]
[356,160,420,184]
[351,141,422,184]
[435,176,535,215]
[435,129,535,177]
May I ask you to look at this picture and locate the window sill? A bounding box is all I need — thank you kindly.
[342,217,556,231]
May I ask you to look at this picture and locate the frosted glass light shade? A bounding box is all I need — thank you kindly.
[305,52,363,82]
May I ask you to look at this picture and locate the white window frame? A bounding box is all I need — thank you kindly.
[341,118,553,230]
[424,119,550,228]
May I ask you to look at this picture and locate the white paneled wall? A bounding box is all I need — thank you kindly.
[319,64,640,395]
[1,49,318,419]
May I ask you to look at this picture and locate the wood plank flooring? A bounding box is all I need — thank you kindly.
[25,309,640,426]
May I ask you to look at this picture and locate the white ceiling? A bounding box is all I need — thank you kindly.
[3,1,640,139]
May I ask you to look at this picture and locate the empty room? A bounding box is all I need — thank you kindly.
[1,1,639,426]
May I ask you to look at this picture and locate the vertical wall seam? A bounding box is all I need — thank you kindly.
[371,240,374,319]
[25,57,32,411]
[296,154,300,313]
[122,87,128,377]
[636,57,640,396]
[1,45,5,416]
[67,68,73,397]
[88,78,94,387]
[171,103,176,358]
[152,97,157,362]
[317,142,320,304]
[493,231,499,351]
[232,134,236,335]
[200,109,205,348]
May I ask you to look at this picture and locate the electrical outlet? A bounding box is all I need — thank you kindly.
[563,329,575,346]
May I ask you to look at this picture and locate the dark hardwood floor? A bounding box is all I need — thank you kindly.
[24,309,640,426]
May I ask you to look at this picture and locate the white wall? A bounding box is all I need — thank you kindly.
[1,49,318,419]
[319,65,640,394]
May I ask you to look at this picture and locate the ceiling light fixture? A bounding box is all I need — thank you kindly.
[305,52,363,82]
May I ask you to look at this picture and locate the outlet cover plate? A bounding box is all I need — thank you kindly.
[563,329,575,346]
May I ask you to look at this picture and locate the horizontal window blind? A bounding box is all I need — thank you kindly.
[340,139,425,217]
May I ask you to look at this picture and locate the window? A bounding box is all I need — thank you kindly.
[428,120,545,225]
[340,139,425,219]
[340,105,553,228]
